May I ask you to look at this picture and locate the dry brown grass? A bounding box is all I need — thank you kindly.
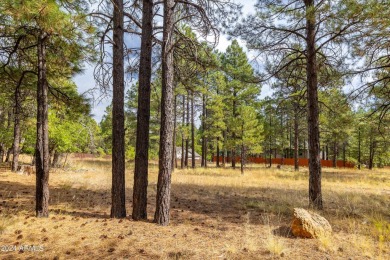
[0,156,389,259]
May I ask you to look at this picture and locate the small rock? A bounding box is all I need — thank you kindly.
[291,208,332,238]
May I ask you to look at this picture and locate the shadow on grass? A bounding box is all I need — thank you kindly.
[272,226,293,238]
[1,175,389,227]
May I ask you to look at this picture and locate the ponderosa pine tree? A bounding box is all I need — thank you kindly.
[234,0,364,209]
[132,0,154,221]
[237,105,263,174]
[111,0,126,218]
[221,40,260,169]
[319,89,354,168]
[203,70,226,168]
[1,0,93,217]
[154,0,175,226]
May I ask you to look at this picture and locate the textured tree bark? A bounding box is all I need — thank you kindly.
[201,94,206,167]
[305,0,322,209]
[35,33,50,218]
[231,94,236,169]
[172,95,177,170]
[294,104,299,171]
[154,0,175,226]
[185,91,189,168]
[240,145,245,175]
[12,85,21,172]
[133,0,153,221]
[181,95,185,169]
[191,91,195,168]
[111,0,126,218]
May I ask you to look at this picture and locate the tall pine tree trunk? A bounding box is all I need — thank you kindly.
[111,0,126,218]
[294,104,299,171]
[201,94,206,167]
[172,95,177,170]
[133,0,153,220]
[12,85,21,172]
[305,0,322,209]
[181,95,185,169]
[35,33,50,218]
[185,91,189,168]
[154,0,175,226]
[5,111,13,163]
[191,91,195,168]
[231,89,237,169]
[240,145,246,175]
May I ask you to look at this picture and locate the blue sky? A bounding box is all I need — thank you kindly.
[73,0,271,123]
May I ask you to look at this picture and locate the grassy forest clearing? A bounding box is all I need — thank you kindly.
[1,155,389,259]
[1,0,390,259]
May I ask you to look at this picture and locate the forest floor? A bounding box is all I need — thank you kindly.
[1,155,389,259]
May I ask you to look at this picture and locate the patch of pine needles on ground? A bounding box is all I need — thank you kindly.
[0,157,389,259]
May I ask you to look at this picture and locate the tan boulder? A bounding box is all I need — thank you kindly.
[291,208,332,238]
